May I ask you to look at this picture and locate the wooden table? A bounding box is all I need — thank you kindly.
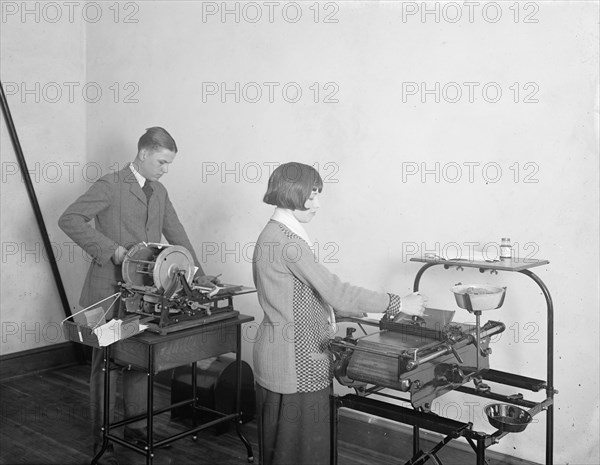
[92,314,255,465]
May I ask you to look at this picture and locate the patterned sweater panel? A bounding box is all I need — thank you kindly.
[292,276,334,392]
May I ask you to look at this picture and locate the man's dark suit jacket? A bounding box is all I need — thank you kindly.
[59,165,200,311]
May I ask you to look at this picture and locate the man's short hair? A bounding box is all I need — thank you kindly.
[263,162,323,211]
[137,127,178,153]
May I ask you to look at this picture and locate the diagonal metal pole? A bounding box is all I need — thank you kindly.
[1,80,84,362]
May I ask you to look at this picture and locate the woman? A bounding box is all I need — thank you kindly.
[252,162,425,465]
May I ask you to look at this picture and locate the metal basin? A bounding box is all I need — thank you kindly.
[451,284,506,311]
[485,403,532,433]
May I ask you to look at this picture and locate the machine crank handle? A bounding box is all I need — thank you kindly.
[179,271,194,297]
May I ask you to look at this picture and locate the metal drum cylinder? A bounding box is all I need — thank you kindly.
[121,242,194,294]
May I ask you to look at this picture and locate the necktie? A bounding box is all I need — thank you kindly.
[142,181,153,202]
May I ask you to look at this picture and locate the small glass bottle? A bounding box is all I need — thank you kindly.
[500,237,512,260]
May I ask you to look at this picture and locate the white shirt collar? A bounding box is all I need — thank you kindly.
[129,163,146,188]
[271,207,312,247]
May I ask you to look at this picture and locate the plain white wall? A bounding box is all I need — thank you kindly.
[1,2,598,464]
[1,12,88,354]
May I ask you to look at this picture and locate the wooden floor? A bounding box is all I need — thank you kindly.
[0,364,536,465]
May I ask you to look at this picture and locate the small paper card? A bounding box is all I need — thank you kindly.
[92,318,148,347]
[92,319,123,347]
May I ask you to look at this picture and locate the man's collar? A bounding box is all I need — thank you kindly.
[129,163,146,188]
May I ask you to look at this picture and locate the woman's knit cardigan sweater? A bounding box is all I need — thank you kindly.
[252,220,401,394]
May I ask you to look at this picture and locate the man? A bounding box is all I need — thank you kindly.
[59,127,214,464]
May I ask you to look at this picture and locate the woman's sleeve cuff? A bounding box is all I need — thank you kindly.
[386,293,402,317]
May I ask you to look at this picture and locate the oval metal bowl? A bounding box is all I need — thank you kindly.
[451,284,506,311]
[485,403,532,433]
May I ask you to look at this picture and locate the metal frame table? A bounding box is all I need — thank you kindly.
[92,314,255,465]
[331,257,556,465]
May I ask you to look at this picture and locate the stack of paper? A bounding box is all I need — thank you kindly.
[92,319,148,347]
[92,319,123,347]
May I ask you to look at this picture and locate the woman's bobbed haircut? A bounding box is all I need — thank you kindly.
[263,162,323,211]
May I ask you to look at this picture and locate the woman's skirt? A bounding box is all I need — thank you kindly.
[256,384,331,465]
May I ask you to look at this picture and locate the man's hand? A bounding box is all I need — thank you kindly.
[193,274,221,287]
[398,292,427,317]
[112,246,128,265]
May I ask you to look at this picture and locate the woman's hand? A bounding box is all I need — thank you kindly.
[399,292,427,316]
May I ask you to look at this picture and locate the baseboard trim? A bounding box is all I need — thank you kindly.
[0,342,81,382]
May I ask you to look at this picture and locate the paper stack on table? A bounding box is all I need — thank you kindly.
[92,319,148,347]
[92,319,123,347]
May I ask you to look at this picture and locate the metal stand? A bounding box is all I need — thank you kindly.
[411,258,555,465]
[91,345,114,465]
[91,315,255,465]
[331,393,485,465]
[330,257,555,465]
